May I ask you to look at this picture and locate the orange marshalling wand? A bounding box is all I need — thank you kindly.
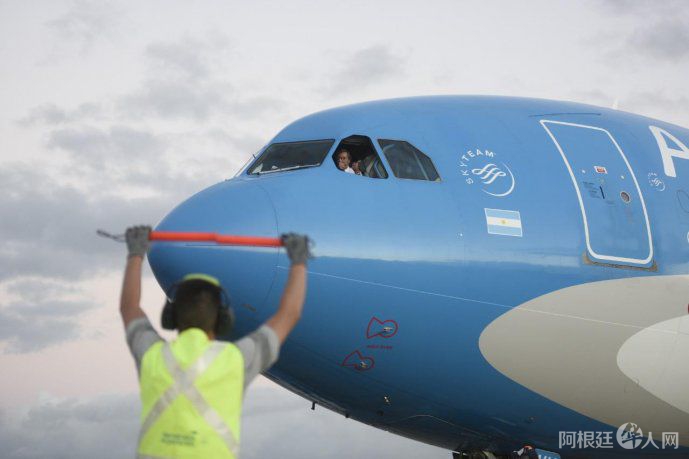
[149,231,282,247]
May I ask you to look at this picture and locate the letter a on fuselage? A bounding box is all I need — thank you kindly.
[649,125,689,178]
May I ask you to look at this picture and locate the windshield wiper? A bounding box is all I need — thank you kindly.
[256,164,321,175]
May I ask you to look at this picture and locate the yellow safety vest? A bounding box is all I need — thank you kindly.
[137,328,244,458]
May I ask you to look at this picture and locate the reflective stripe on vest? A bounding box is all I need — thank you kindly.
[137,341,240,458]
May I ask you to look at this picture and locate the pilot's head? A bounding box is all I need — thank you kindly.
[161,274,234,339]
[336,149,352,171]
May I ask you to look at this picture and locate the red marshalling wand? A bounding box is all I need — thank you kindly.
[149,231,283,247]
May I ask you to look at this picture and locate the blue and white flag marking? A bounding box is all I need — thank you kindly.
[535,449,561,459]
[485,208,523,237]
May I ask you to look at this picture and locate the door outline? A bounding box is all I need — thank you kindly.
[540,119,654,266]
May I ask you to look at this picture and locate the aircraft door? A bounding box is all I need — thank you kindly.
[541,120,653,268]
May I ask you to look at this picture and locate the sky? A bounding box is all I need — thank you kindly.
[0,0,688,457]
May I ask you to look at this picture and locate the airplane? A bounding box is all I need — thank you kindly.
[147,95,689,458]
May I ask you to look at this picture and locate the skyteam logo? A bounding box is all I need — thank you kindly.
[459,148,515,197]
[472,163,506,184]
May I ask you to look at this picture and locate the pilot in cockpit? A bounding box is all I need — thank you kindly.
[351,160,363,176]
[335,149,355,174]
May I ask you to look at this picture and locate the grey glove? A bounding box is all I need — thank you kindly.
[281,233,313,265]
[125,225,151,259]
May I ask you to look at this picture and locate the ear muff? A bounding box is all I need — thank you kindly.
[161,273,234,337]
[215,301,235,337]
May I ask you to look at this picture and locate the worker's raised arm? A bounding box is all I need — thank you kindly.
[266,234,311,344]
[120,226,151,328]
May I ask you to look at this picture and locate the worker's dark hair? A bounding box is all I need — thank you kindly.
[173,279,222,333]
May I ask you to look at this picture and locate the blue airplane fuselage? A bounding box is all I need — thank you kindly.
[149,96,689,457]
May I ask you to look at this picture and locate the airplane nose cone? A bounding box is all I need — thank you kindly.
[148,180,279,338]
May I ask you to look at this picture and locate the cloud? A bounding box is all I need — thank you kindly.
[324,45,406,95]
[9,81,260,286]
[8,32,278,288]
[574,87,689,126]
[206,128,266,154]
[18,103,104,127]
[619,91,689,127]
[243,384,447,458]
[0,393,140,459]
[5,279,78,305]
[20,32,281,129]
[119,80,235,121]
[0,302,86,353]
[46,0,123,53]
[120,34,265,121]
[597,0,687,15]
[0,164,177,282]
[0,386,447,459]
[593,1,689,62]
[0,158,192,352]
[628,18,689,60]
[0,279,92,353]
[113,35,282,122]
[44,123,237,194]
[144,36,226,83]
[47,125,167,175]
[623,91,689,112]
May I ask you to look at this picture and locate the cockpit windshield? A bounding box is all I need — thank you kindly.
[248,139,334,175]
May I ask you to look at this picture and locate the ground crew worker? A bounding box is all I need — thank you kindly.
[120,225,311,458]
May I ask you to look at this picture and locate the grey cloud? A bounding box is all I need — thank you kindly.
[570,89,612,107]
[624,91,689,111]
[597,0,687,15]
[0,279,92,353]
[46,0,122,53]
[9,31,277,285]
[44,123,229,194]
[207,128,266,155]
[116,35,268,121]
[47,125,166,170]
[18,103,103,127]
[144,34,232,82]
[243,385,448,458]
[44,125,198,194]
[0,277,98,354]
[8,118,239,284]
[593,1,689,62]
[324,45,406,95]
[5,279,78,305]
[570,88,689,127]
[232,96,284,118]
[628,19,689,60]
[0,303,85,353]
[146,40,210,82]
[0,393,140,459]
[0,386,446,459]
[119,80,234,121]
[0,164,178,282]
[621,91,689,127]
[22,33,280,126]
[118,79,284,122]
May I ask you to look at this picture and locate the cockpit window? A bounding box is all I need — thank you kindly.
[332,135,388,179]
[378,139,440,181]
[248,139,334,175]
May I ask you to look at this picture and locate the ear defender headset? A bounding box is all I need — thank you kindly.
[161,273,235,336]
